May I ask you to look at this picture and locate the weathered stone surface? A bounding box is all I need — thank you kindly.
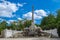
[0,37,59,40]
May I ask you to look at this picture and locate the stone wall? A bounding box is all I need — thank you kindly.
[1,29,23,38]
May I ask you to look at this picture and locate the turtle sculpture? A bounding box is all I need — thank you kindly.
[23,26,43,37]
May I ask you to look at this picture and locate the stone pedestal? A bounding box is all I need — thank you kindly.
[29,22,37,31]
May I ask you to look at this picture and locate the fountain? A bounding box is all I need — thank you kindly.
[23,6,42,37]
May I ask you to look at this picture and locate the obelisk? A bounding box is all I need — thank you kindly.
[30,6,37,31]
[32,5,34,24]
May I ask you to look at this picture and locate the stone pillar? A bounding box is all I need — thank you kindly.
[29,6,37,31]
[32,5,34,24]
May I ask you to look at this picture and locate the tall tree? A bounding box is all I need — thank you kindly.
[10,21,17,30]
[41,14,56,30]
[56,10,60,26]
[17,20,24,30]
[56,10,60,37]
[0,21,7,29]
[0,21,7,34]
[24,20,32,28]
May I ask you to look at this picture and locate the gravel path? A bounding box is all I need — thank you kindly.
[0,37,60,40]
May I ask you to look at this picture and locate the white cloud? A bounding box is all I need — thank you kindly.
[35,10,47,17]
[23,12,42,20]
[0,0,23,17]
[23,12,32,20]
[6,21,10,24]
[17,3,23,7]
[17,18,22,20]
[8,20,16,23]
[23,10,47,20]
[0,18,5,21]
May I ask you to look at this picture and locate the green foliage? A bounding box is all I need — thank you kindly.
[40,14,56,30]
[40,9,60,37]
[10,21,17,30]
[24,20,32,28]
[56,10,60,37]
[0,21,7,34]
[35,24,40,27]
[9,19,32,30]
[17,20,24,30]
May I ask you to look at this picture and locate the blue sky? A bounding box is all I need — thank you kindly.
[0,0,60,24]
